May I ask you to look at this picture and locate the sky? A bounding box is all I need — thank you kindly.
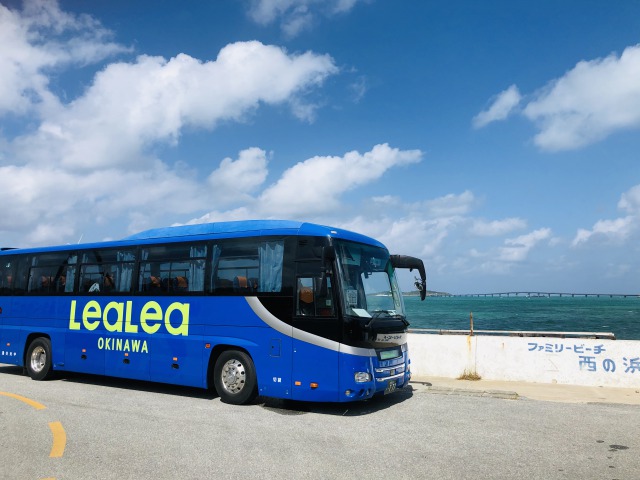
[1,0,639,294]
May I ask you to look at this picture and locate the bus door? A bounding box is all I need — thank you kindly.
[292,272,341,402]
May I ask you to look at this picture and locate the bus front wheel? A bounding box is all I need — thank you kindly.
[25,337,53,381]
[214,350,258,405]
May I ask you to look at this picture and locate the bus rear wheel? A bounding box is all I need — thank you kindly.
[214,350,257,405]
[26,337,53,381]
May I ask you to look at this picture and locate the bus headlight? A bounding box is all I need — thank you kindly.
[354,372,371,383]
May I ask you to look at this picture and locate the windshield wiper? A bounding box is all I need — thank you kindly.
[371,309,402,318]
[366,311,409,328]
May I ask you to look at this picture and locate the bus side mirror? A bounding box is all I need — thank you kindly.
[390,255,427,301]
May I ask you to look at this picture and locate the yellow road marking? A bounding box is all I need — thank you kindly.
[0,391,66,461]
[48,421,66,458]
[0,391,47,410]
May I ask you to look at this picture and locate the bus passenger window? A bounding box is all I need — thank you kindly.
[0,262,13,294]
[211,238,285,295]
[138,244,205,294]
[27,252,74,295]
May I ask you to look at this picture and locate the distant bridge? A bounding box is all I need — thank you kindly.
[447,292,640,298]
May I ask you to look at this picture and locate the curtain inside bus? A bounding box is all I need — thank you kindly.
[259,240,284,292]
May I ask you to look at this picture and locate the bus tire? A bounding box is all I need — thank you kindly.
[213,350,257,405]
[25,337,53,381]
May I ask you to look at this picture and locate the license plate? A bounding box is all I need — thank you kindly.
[384,379,397,395]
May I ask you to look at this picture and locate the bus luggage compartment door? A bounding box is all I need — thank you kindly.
[64,331,105,375]
[104,335,150,380]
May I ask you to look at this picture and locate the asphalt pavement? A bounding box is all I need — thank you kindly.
[1,365,639,479]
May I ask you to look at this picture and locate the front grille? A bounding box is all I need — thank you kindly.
[374,364,406,381]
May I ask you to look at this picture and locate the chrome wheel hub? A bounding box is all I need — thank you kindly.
[221,359,246,394]
[30,346,46,373]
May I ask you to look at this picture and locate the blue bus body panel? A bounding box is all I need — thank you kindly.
[0,297,21,364]
[292,338,339,402]
[0,293,409,401]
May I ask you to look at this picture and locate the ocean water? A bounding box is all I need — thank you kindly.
[404,295,640,340]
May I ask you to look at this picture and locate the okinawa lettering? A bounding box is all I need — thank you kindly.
[97,337,149,353]
[69,300,190,336]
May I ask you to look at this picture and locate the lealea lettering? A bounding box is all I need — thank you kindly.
[69,300,190,336]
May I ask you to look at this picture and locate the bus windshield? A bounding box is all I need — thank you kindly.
[334,240,405,320]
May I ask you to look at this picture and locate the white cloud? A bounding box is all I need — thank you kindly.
[336,214,464,260]
[425,190,476,217]
[473,85,521,128]
[499,228,552,262]
[619,184,640,214]
[0,162,209,244]
[11,42,337,170]
[470,217,527,236]
[349,76,368,103]
[246,0,364,37]
[255,143,422,217]
[207,148,269,204]
[511,44,640,151]
[479,45,640,150]
[0,1,129,116]
[572,217,635,247]
[371,195,400,205]
[572,184,640,247]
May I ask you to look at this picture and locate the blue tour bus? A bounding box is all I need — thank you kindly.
[0,220,426,404]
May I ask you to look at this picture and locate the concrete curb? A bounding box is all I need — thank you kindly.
[410,376,640,405]
[410,380,519,400]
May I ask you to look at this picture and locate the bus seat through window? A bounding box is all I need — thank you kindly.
[299,286,314,315]
[146,275,162,292]
[233,276,249,292]
[175,276,188,291]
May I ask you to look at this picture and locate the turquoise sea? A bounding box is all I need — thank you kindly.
[404,295,640,340]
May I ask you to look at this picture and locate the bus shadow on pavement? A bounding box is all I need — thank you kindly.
[259,384,414,416]
[0,365,24,376]
[1,365,415,412]
[55,371,218,400]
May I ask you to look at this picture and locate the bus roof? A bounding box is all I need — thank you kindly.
[0,220,386,255]
[124,220,305,240]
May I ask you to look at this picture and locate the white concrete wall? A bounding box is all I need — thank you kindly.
[408,332,640,388]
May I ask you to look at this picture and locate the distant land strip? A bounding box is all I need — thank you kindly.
[420,291,640,298]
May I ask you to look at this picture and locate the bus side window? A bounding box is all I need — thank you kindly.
[0,261,13,294]
[296,276,335,317]
[80,265,102,293]
[211,238,288,295]
[27,253,74,295]
[297,278,315,316]
[213,240,259,294]
[13,257,29,294]
[138,244,206,294]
